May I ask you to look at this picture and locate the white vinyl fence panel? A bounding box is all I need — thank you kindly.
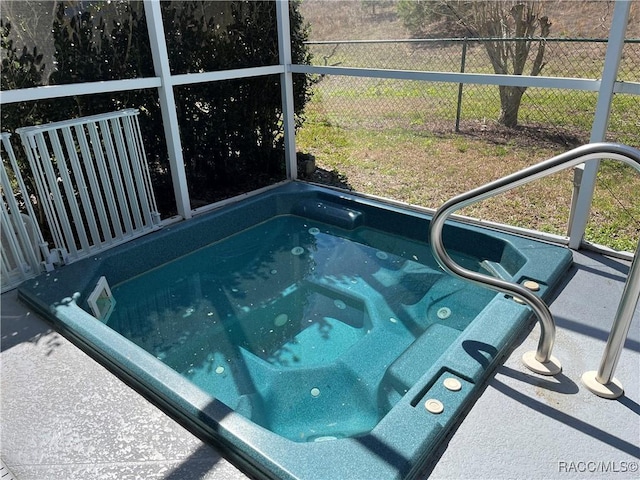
[16,109,161,264]
[1,133,53,293]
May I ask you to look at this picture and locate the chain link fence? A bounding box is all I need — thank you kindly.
[305,38,640,146]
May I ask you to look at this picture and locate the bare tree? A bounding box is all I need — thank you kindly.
[398,1,552,128]
[458,1,552,127]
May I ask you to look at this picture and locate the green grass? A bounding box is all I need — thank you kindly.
[586,161,640,250]
[299,36,639,252]
[298,108,639,252]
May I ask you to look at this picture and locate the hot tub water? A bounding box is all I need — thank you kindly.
[107,215,493,441]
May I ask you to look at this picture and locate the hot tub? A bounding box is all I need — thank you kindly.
[19,181,573,479]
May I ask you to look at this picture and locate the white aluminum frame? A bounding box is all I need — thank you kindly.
[567,0,632,248]
[0,0,637,251]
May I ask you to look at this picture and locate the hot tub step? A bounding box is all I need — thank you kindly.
[384,324,461,393]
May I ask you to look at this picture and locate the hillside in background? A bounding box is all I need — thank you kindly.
[300,0,640,41]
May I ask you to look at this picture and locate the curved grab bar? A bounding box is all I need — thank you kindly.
[429,142,640,377]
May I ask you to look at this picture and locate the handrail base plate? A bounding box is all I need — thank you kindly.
[582,370,624,399]
[522,351,562,376]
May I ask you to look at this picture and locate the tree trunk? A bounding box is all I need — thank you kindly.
[498,85,526,128]
[468,1,551,129]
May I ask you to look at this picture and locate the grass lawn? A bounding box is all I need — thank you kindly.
[296,106,640,252]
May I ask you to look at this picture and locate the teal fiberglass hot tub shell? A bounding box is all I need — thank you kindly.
[19,181,573,480]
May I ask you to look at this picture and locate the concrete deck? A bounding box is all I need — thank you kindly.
[1,249,639,479]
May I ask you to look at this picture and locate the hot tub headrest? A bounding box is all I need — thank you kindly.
[293,199,364,230]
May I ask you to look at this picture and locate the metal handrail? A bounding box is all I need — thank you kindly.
[429,143,640,383]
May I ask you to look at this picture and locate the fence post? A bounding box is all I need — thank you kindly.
[455,37,468,133]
